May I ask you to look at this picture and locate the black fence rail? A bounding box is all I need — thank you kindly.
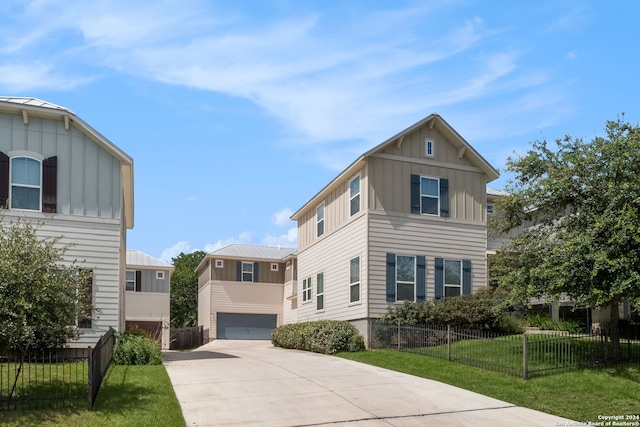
[370,321,640,379]
[88,327,116,409]
[170,326,203,350]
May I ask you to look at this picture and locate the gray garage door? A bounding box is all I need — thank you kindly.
[216,313,277,340]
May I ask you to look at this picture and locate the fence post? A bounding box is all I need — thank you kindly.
[397,321,400,351]
[447,325,451,362]
[523,332,528,380]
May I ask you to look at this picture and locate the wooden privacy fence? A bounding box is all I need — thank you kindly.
[170,326,203,350]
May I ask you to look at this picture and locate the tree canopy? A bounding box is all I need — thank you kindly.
[490,118,640,354]
[0,217,92,354]
[170,250,206,328]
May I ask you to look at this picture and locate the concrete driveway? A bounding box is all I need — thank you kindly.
[164,340,572,427]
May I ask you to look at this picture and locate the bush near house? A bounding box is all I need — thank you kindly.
[112,332,162,365]
[271,320,365,354]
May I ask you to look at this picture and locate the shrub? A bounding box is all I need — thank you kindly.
[271,320,365,354]
[113,333,162,365]
[124,326,150,338]
[525,314,581,333]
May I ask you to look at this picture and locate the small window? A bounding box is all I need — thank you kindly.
[10,156,42,211]
[425,140,434,157]
[271,263,279,272]
[126,270,136,292]
[215,259,224,268]
[349,175,361,217]
[242,262,254,282]
[487,204,494,215]
[156,271,165,280]
[350,257,360,303]
[286,261,291,270]
[444,259,462,297]
[316,203,325,237]
[302,277,312,302]
[316,273,324,310]
[420,177,439,215]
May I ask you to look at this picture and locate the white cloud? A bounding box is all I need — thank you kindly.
[0,63,91,92]
[203,231,254,253]
[272,208,293,226]
[567,51,578,60]
[159,241,192,263]
[262,227,298,248]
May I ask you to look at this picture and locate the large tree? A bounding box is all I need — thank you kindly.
[170,251,206,328]
[0,216,92,354]
[490,117,640,358]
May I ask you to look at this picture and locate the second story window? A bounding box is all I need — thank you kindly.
[316,203,325,237]
[242,262,254,282]
[420,177,439,215]
[126,270,138,292]
[349,175,361,216]
[302,277,312,302]
[425,139,434,157]
[10,156,41,211]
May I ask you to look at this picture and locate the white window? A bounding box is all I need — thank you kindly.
[271,263,279,272]
[349,175,361,217]
[286,261,291,270]
[242,262,254,282]
[350,257,360,303]
[156,271,165,280]
[302,277,312,302]
[444,259,462,297]
[396,255,416,301]
[10,156,41,211]
[487,204,494,214]
[126,270,136,292]
[316,273,324,310]
[316,203,325,237]
[215,259,224,268]
[420,177,439,215]
[425,139,434,157]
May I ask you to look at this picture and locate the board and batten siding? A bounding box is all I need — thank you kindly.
[0,112,122,220]
[296,214,368,323]
[198,283,212,342]
[208,281,283,340]
[297,167,367,251]
[367,211,487,318]
[131,269,170,293]
[1,211,123,347]
[125,292,170,321]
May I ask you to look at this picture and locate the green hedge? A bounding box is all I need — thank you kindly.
[271,320,365,354]
[112,333,163,365]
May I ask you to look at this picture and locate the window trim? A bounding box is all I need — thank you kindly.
[396,255,416,302]
[215,259,224,268]
[349,256,360,304]
[425,139,435,157]
[316,203,325,237]
[444,259,462,298]
[316,272,324,311]
[302,277,312,303]
[349,174,361,217]
[125,270,136,292]
[9,155,43,212]
[156,271,165,280]
[241,262,254,282]
[420,176,440,216]
[487,204,494,215]
[271,263,279,272]
[286,260,291,270]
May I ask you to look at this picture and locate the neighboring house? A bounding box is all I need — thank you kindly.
[198,113,500,342]
[125,249,173,349]
[196,245,295,341]
[0,97,134,348]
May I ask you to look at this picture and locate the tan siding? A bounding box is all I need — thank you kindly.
[125,292,170,321]
[296,215,368,323]
[198,283,212,341]
[284,257,297,282]
[282,281,298,324]
[368,211,487,318]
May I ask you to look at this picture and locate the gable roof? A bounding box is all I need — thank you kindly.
[291,113,499,220]
[207,244,296,261]
[0,97,134,229]
[126,250,174,269]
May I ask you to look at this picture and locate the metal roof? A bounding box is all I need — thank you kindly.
[487,187,509,197]
[0,97,74,114]
[208,244,296,261]
[126,250,173,269]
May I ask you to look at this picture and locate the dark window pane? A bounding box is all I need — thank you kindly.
[397,283,414,301]
[11,186,40,210]
[350,283,360,302]
[350,257,360,283]
[350,194,360,216]
[421,196,438,215]
[317,295,324,310]
[396,256,415,282]
[445,286,461,298]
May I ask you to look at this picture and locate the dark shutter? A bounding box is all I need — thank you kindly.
[236,261,242,281]
[0,151,8,208]
[42,156,57,213]
[135,270,142,292]
[462,259,472,295]
[440,178,449,217]
[386,253,396,302]
[253,262,259,282]
[79,273,93,329]
[416,256,426,301]
[410,174,420,214]
[434,257,444,300]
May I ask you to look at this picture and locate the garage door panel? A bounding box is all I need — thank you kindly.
[217,313,277,340]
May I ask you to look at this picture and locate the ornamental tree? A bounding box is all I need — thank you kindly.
[170,250,206,328]
[490,117,640,358]
[0,216,92,354]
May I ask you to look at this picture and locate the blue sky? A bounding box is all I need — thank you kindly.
[1,1,638,262]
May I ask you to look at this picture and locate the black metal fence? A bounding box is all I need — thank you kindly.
[170,326,203,350]
[370,321,640,379]
[1,328,116,411]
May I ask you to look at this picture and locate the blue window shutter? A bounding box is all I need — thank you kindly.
[463,259,472,295]
[236,262,242,281]
[42,156,57,213]
[434,257,444,299]
[416,256,426,301]
[0,151,8,208]
[410,174,420,214]
[253,262,259,282]
[440,178,449,217]
[386,253,396,302]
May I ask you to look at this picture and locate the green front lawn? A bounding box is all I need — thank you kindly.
[0,365,184,427]
[338,349,640,422]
